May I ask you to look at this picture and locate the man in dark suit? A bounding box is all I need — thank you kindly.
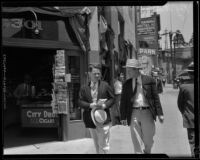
[79,64,114,154]
[120,58,164,154]
[177,62,194,157]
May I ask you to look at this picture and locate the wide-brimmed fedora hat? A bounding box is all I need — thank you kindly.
[91,107,107,127]
[123,58,143,69]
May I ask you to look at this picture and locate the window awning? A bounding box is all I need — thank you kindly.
[2,6,95,17]
[2,7,95,53]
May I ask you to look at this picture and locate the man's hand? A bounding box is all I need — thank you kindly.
[121,120,127,126]
[158,115,164,123]
[90,102,97,109]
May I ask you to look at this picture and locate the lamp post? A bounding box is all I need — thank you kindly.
[172,32,181,87]
[169,32,173,84]
[160,30,180,84]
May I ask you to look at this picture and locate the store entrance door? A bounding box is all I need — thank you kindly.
[65,51,88,140]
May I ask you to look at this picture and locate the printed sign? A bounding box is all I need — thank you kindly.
[55,50,65,67]
[21,107,59,128]
[55,66,66,76]
[139,48,156,55]
[137,18,155,36]
[65,74,71,82]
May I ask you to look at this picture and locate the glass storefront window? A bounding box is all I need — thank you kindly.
[68,56,81,120]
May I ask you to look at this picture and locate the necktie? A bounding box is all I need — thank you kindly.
[92,82,97,91]
[132,78,137,92]
[91,82,97,103]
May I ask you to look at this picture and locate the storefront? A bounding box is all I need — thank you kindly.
[2,7,93,141]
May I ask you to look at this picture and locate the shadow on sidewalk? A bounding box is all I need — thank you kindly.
[3,124,59,149]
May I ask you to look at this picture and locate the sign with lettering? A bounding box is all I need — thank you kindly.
[137,18,155,36]
[138,48,156,55]
[136,15,158,50]
[2,18,58,40]
[21,107,59,128]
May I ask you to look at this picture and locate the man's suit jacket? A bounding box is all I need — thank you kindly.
[177,83,194,128]
[79,80,114,128]
[120,74,164,126]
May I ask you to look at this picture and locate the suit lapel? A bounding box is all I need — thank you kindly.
[97,80,102,100]
[86,83,93,102]
[141,75,147,97]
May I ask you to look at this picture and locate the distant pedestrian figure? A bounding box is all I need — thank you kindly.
[152,71,163,94]
[162,78,166,87]
[177,62,195,157]
[120,59,164,154]
[79,64,114,154]
[111,72,124,125]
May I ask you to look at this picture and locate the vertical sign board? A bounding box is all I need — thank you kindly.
[136,13,159,75]
[21,107,59,128]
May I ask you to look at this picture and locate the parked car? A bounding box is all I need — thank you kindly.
[174,70,191,88]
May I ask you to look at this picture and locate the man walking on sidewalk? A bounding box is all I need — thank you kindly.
[79,64,114,154]
[120,58,164,154]
[177,62,195,157]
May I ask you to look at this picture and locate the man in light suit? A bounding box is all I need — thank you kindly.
[79,64,114,154]
[120,58,164,154]
[177,62,194,157]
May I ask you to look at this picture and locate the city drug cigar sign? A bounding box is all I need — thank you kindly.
[21,108,59,128]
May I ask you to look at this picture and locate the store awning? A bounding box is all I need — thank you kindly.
[2,6,95,17]
[2,7,95,53]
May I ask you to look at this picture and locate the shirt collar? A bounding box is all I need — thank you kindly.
[137,75,142,85]
[90,81,98,87]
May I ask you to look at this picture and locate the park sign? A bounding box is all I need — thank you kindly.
[138,48,156,55]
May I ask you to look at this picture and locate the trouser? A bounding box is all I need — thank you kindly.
[89,123,111,154]
[130,109,155,154]
[187,128,195,157]
[111,95,121,126]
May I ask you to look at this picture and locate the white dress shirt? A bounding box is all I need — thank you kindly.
[132,75,149,108]
[90,81,98,103]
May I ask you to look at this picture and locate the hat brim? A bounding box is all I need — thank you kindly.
[91,107,107,127]
[122,65,143,69]
[185,69,194,72]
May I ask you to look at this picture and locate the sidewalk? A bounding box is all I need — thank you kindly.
[4,84,185,155]
[4,138,95,154]
[4,125,132,154]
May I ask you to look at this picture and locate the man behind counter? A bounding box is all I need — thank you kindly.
[14,74,36,105]
[13,74,35,126]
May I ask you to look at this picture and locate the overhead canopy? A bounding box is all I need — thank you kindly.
[2,6,95,17]
[2,6,96,53]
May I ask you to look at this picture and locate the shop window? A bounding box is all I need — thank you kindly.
[67,56,81,121]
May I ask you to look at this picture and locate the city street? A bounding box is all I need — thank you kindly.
[4,84,191,157]
[3,4,194,158]
[108,84,191,156]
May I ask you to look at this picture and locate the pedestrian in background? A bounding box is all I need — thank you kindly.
[177,62,194,157]
[162,77,166,87]
[111,72,124,125]
[152,71,163,94]
[120,58,164,154]
[79,64,114,154]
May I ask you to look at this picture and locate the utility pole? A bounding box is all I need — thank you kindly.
[164,29,170,83]
[161,29,171,83]
[161,30,179,84]
[169,31,173,84]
